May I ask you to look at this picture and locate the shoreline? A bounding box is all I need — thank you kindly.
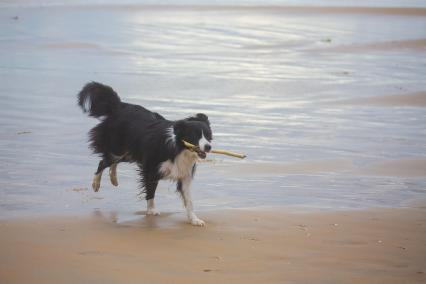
[1,156,425,220]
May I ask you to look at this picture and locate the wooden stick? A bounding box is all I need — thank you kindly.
[210,149,247,159]
[182,140,246,159]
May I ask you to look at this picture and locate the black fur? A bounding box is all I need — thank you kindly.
[77,82,212,201]
[78,82,121,118]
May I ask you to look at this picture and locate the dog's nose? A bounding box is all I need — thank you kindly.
[204,144,211,152]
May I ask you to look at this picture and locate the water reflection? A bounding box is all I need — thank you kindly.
[0,4,425,218]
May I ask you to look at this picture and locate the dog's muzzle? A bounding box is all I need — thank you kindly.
[194,148,207,159]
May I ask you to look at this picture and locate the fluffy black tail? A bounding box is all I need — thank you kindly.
[77,82,121,118]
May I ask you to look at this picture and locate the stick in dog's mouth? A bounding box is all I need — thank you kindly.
[182,140,246,159]
[182,140,207,159]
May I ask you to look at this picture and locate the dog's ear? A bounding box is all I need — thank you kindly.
[173,120,187,138]
[187,113,210,126]
[196,113,209,124]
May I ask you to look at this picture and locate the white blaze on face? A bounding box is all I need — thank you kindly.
[198,131,211,152]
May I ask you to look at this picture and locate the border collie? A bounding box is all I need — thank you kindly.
[77,82,212,226]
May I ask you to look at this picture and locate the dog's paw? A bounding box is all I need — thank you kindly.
[109,167,118,186]
[190,218,205,227]
[92,180,100,192]
[146,209,161,216]
[92,174,102,192]
[109,174,118,186]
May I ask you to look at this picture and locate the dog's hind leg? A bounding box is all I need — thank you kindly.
[109,153,130,187]
[109,163,118,186]
[92,159,111,192]
[92,165,103,192]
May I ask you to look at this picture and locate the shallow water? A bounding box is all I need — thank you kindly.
[1,2,426,218]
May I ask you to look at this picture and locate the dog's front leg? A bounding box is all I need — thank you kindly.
[178,176,205,226]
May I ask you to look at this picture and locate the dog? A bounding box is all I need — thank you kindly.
[77,82,212,226]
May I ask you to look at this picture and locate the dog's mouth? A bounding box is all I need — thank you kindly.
[182,140,208,159]
[194,148,207,159]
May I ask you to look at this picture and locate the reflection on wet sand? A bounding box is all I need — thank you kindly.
[0,2,425,217]
[41,42,101,49]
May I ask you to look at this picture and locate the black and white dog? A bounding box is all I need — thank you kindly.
[78,82,212,226]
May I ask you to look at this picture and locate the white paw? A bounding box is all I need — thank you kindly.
[92,174,102,192]
[109,169,118,186]
[190,218,205,226]
[92,181,100,192]
[146,209,161,216]
[109,175,118,186]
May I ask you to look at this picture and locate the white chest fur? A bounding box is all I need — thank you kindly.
[159,150,198,180]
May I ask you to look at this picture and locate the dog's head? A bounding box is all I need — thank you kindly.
[173,113,212,159]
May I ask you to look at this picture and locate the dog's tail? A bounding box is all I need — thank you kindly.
[77,82,121,118]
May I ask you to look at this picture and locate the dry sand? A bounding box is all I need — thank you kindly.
[1,206,425,284]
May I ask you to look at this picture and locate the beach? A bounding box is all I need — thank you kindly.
[1,206,426,284]
[1,1,426,283]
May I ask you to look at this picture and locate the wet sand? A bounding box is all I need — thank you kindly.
[1,206,425,284]
[42,42,100,50]
[210,158,426,177]
[323,39,426,53]
[335,91,426,107]
[357,159,426,177]
[76,5,426,17]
